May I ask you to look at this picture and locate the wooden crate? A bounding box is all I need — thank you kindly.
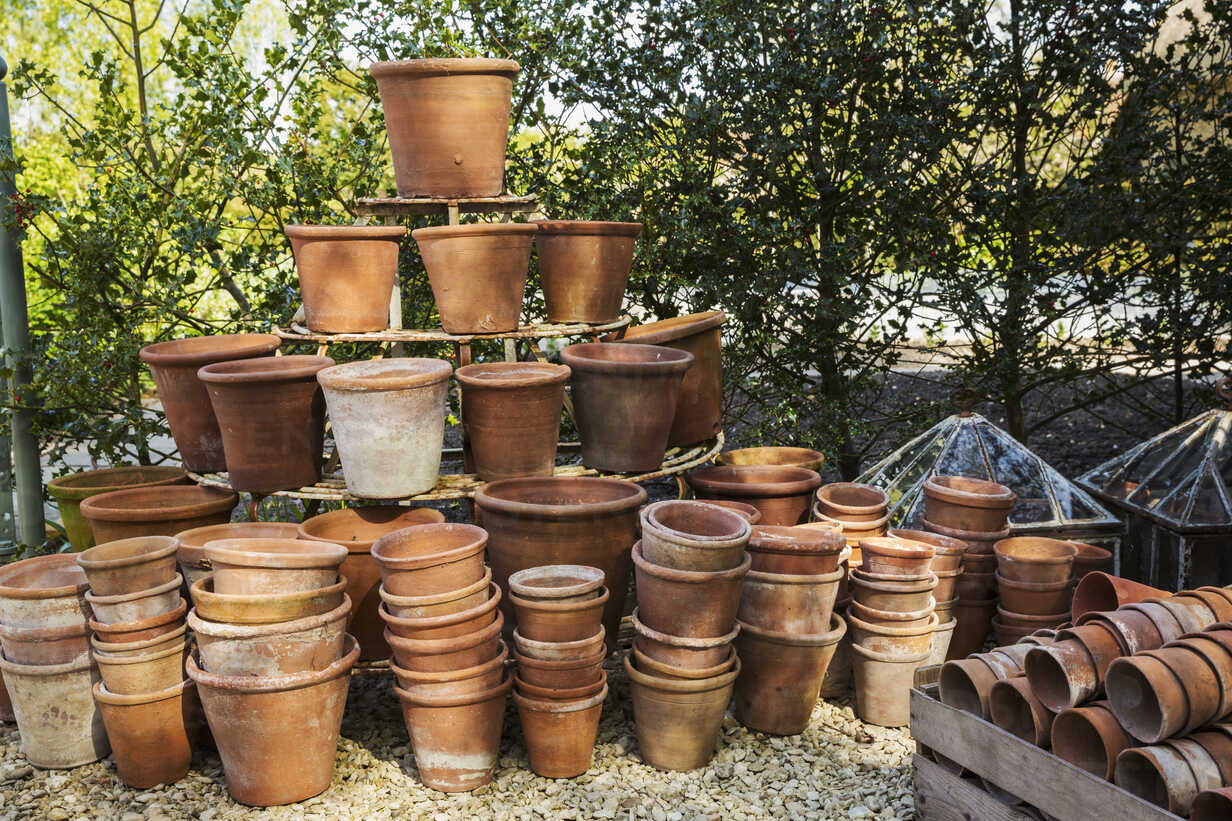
[910,667,1180,821]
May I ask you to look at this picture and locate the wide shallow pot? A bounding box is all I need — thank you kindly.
[736,566,844,634]
[815,483,888,524]
[993,537,1078,584]
[733,613,845,735]
[190,575,346,625]
[203,538,346,595]
[716,446,823,472]
[746,525,844,574]
[0,553,90,628]
[858,536,935,578]
[175,522,303,593]
[624,652,741,771]
[515,684,608,778]
[632,541,749,639]
[94,637,187,695]
[386,613,505,672]
[611,311,724,447]
[85,576,181,624]
[510,586,608,643]
[534,220,641,323]
[513,625,605,663]
[640,500,751,572]
[93,678,199,788]
[1051,700,1135,780]
[286,225,404,333]
[922,475,1015,532]
[188,595,351,676]
[559,342,693,472]
[0,651,108,768]
[318,358,452,498]
[48,466,189,551]
[394,674,513,791]
[456,361,569,481]
[89,599,187,645]
[851,642,930,727]
[413,222,537,333]
[187,636,358,805]
[79,486,237,545]
[632,610,737,670]
[514,647,605,690]
[391,641,509,699]
[474,476,645,650]
[687,465,822,526]
[996,573,1074,616]
[371,523,487,597]
[0,620,89,665]
[379,584,501,640]
[1071,572,1171,622]
[76,535,179,596]
[197,355,334,493]
[989,675,1054,747]
[947,597,997,660]
[370,58,518,198]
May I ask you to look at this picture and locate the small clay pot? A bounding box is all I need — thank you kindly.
[508,565,605,601]
[746,525,844,574]
[947,597,997,660]
[0,554,89,629]
[849,569,937,612]
[0,620,89,665]
[190,575,346,625]
[849,599,936,630]
[630,645,737,681]
[89,599,187,644]
[737,566,844,634]
[285,224,404,333]
[1051,700,1134,780]
[687,465,822,526]
[631,610,737,670]
[1116,743,1219,816]
[533,220,641,323]
[380,569,493,620]
[1071,572,1170,622]
[1191,729,1232,785]
[85,576,182,624]
[1071,542,1114,579]
[932,568,961,603]
[371,523,487,597]
[812,509,890,548]
[639,500,751,572]
[456,361,569,481]
[95,637,188,695]
[1121,601,1186,645]
[386,612,505,672]
[79,486,238,546]
[733,613,846,735]
[697,500,762,524]
[995,573,1074,616]
[888,528,967,573]
[90,623,187,659]
[391,641,509,699]
[1152,595,1218,634]
[1024,624,1126,712]
[1077,607,1164,655]
[858,536,936,578]
[1104,650,1200,743]
[922,518,1010,553]
[514,647,605,690]
[993,537,1078,584]
[814,483,888,523]
[1193,787,1232,821]
[851,642,930,727]
[632,542,749,639]
[93,678,199,788]
[510,586,609,643]
[76,536,180,596]
[940,655,1013,718]
[513,670,607,702]
[188,596,351,676]
[48,465,189,552]
[922,475,1016,532]
[847,609,938,656]
[204,539,346,595]
[1178,589,1232,623]
[989,675,1054,747]
[716,447,823,472]
[175,522,303,593]
[0,651,108,768]
[379,584,501,640]
[515,684,608,779]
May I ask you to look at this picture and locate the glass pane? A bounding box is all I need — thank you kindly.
[933,422,991,479]
[1186,465,1232,526]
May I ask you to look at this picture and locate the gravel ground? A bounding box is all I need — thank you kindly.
[0,656,913,820]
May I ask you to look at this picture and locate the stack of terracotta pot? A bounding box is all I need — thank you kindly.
[685,464,822,525]
[888,528,966,664]
[185,538,356,806]
[812,482,889,547]
[175,520,303,598]
[0,553,108,769]
[372,522,509,792]
[733,525,846,735]
[921,474,1015,659]
[627,500,749,770]
[509,565,609,778]
[992,537,1077,644]
[75,537,199,787]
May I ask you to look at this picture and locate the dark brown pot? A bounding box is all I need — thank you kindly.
[370,523,487,597]
[198,355,335,493]
[947,597,997,660]
[1194,787,1232,821]
[746,525,844,574]
[0,675,12,722]
[686,465,822,526]
[79,486,238,545]
[394,674,513,791]
[473,477,646,650]
[515,684,608,778]
[559,342,693,472]
[93,679,200,788]
[922,475,1016,532]
[611,311,724,446]
[412,223,538,333]
[533,220,642,323]
[733,613,845,735]
[624,652,741,771]
[285,225,404,333]
[370,58,518,198]
[139,335,280,473]
[297,506,446,661]
[456,362,569,480]
[510,586,608,643]
[1051,699,1134,780]
[632,541,749,638]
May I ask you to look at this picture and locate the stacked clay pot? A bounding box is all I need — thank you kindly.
[175,521,304,600]
[77,537,199,787]
[812,482,889,548]
[628,500,750,770]
[992,537,1077,644]
[185,538,356,805]
[888,528,966,665]
[0,553,109,768]
[686,464,822,526]
[372,522,510,792]
[509,565,609,778]
[733,524,846,735]
[940,637,1058,755]
[847,535,937,726]
[1116,725,1232,817]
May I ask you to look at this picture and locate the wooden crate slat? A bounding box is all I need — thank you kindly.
[913,754,1039,821]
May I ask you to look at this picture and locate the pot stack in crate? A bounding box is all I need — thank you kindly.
[373,522,509,792]
[992,536,1077,644]
[185,538,356,806]
[509,565,609,778]
[628,500,750,770]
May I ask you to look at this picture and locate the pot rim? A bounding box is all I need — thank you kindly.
[744,565,846,586]
[79,486,238,523]
[850,599,938,625]
[0,553,90,599]
[687,465,822,498]
[197,354,335,385]
[812,508,892,531]
[512,623,604,655]
[509,585,608,615]
[924,475,1016,508]
[622,651,742,693]
[642,499,751,547]
[90,622,187,653]
[850,640,932,663]
[613,310,726,346]
[507,564,604,599]
[849,568,939,593]
[370,523,487,569]
[176,521,302,564]
[630,608,739,648]
[317,357,452,392]
[77,536,180,571]
[513,647,606,671]
[513,683,609,713]
[380,569,492,608]
[920,517,1012,542]
[391,640,509,684]
[531,219,642,237]
[887,528,967,555]
[93,677,192,706]
[0,619,89,641]
[631,541,752,584]
[85,574,182,606]
[748,525,844,556]
[0,647,96,675]
[994,572,1076,591]
[559,342,694,374]
[297,506,447,553]
[736,611,847,647]
[93,637,187,666]
[513,668,607,701]
[189,574,347,622]
[369,57,520,78]
[455,361,570,390]
[138,334,281,367]
[411,222,538,241]
[859,536,936,561]
[815,482,889,516]
[379,583,501,631]
[47,465,188,500]
[385,611,505,654]
[393,670,514,707]
[187,634,359,693]
[89,598,187,636]
[187,594,352,638]
[994,537,1079,566]
[714,445,822,471]
[474,477,647,520]
[284,224,406,241]
[203,538,347,570]
[630,644,737,679]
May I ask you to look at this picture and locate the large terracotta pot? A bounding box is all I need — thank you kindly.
[298,505,445,661]
[186,636,359,806]
[515,684,608,778]
[922,475,1016,532]
[559,342,693,472]
[79,486,237,545]
[716,446,823,472]
[0,651,108,768]
[93,679,199,788]
[456,361,569,480]
[686,465,822,526]
[369,58,519,198]
[0,553,91,629]
[412,223,537,333]
[189,596,350,677]
[632,541,749,639]
[624,652,740,771]
[198,355,335,493]
[533,220,641,323]
[473,477,646,650]
[76,536,179,596]
[285,225,404,333]
[733,613,845,735]
[139,335,281,473]
[612,311,724,446]
[47,466,189,552]
[318,358,452,498]
[175,521,302,594]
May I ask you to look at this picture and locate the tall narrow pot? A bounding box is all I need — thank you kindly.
[534,220,641,323]
[515,685,608,778]
[733,613,846,735]
[456,361,569,480]
[285,225,404,333]
[413,222,537,333]
[851,642,930,726]
[93,679,198,789]
[47,466,189,552]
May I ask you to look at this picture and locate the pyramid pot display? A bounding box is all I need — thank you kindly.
[285,225,405,333]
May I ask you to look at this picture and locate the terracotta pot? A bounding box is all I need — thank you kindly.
[1023,624,1126,712]
[380,568,492,620]
[640,500,751,572]
[75,535,179,597]
[93,678,198,788]
[48,466,189,552]
[175,521,302,594]
[858,536,935,578]
[929,617,957,666]
[819,598,854,697]
[733,614,846,735]
[632,610,737,670]
[1105,649,1208,743]
[511,625,606,664]
[386,612,505,672]
[370,58,518,198]
[988,675,1053,747]
[955,570,998,600]
[737,566,844,633]
[1116,742,1221,816]
[934,596,956,625]
[412,222,537,333]
[932,568,962,603]
[815,483,888,523]
[453,362,569,481]
[187,636,358,806]
[1071,542,1114,579]
[513,669,607,702]
[939,655,1015,718]
[746,525,843,574]
[624,652,740,771]
[1178,589,1232,623]
[0,620,89,665]
[515,683,608,778]
[697,499,762,524]
[0,553,90,628]
[1121,601,1186,645]
[203,538,345,596]
[95,637,187,695]
[688,465,822,526]
[514,647,605,689]
[993,537,1078,584]
[922,518,1011,552]
[508,565,605,601]
[995,606,1068,630]
[848,608,938,655]
[285,225,403,333]
[716,446,823,472]
[391,641,509,699]
[79,486,238,545]
[198,355,334,493]
[91,623,187,658]
[630,644,737,681]
[1051,700,1134,780]
[988,644,1034,672]
[190,575,346,625]
[533,219,641,323]
[922,475,1016,532]
[1153,595,1218,634]
[473,476,645,650]
[0,651,108,768]
[849,599,935,630]
[851,642,930,727]
[139,335,281,474]
[1071,572,1171,622]
[510,586,608,643]
[1077,607,1164,655]
[188,596,351,676]
[849,569,937,612]
[371,523,487,597]
[632,542,748,639]
[85,575,182,624]
[996,573,1074,616]
[1175,634,1232,722]
[89,599,186,644]
[1191,729,1232,784]
[947,597,997,660]
[379,584,501,640]
[887,528,966,571]
[1193,787,1232,821]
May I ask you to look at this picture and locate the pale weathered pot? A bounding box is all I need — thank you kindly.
[632,541,749,639]
[1077,606,1166,655]
[0,553,90,629]
[95,637,188,695]
[76,535,180,596]
[688,465,822,526]
[175,521,303,595]
[631,610,737,669]
[379,584,500,641]
[0,620,89,665]
[814,508,889,548]
[48,466,189,552]
[929,617,957,666]
[456,361,569,481]
[640,500,751,572]
[515,684,609,778]
[815,483,888,524]
[534,220,641,323]
[371,523,488,597]
[79,486,238,545]
[286,224,404,333]
[733,613,845,735]
[380,568,492,620]
[413,222,538,333]
[989,675,1054,747]
[386,612,505,672]
[391,641,509,699]
[84,575,182,624]
[0,651,108,768]
[851,642,930,727]
[993,537,1078,584]
[922,475,1016,533]
[89,599,187,645]
[188,595,351,676]
[1051,699,1134,780]
[89,623,187,659]
[190,575,346,625]
[1104,650,1202,743]
[736,566,844,634]
[1116,742,1220,816]
[624,652,741,771]
[746,525,844,574]
[507,565,605,602]
[204,538,346,595]
[93,678,199,788]
[819,597,854,697]
[510,586,609,643]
